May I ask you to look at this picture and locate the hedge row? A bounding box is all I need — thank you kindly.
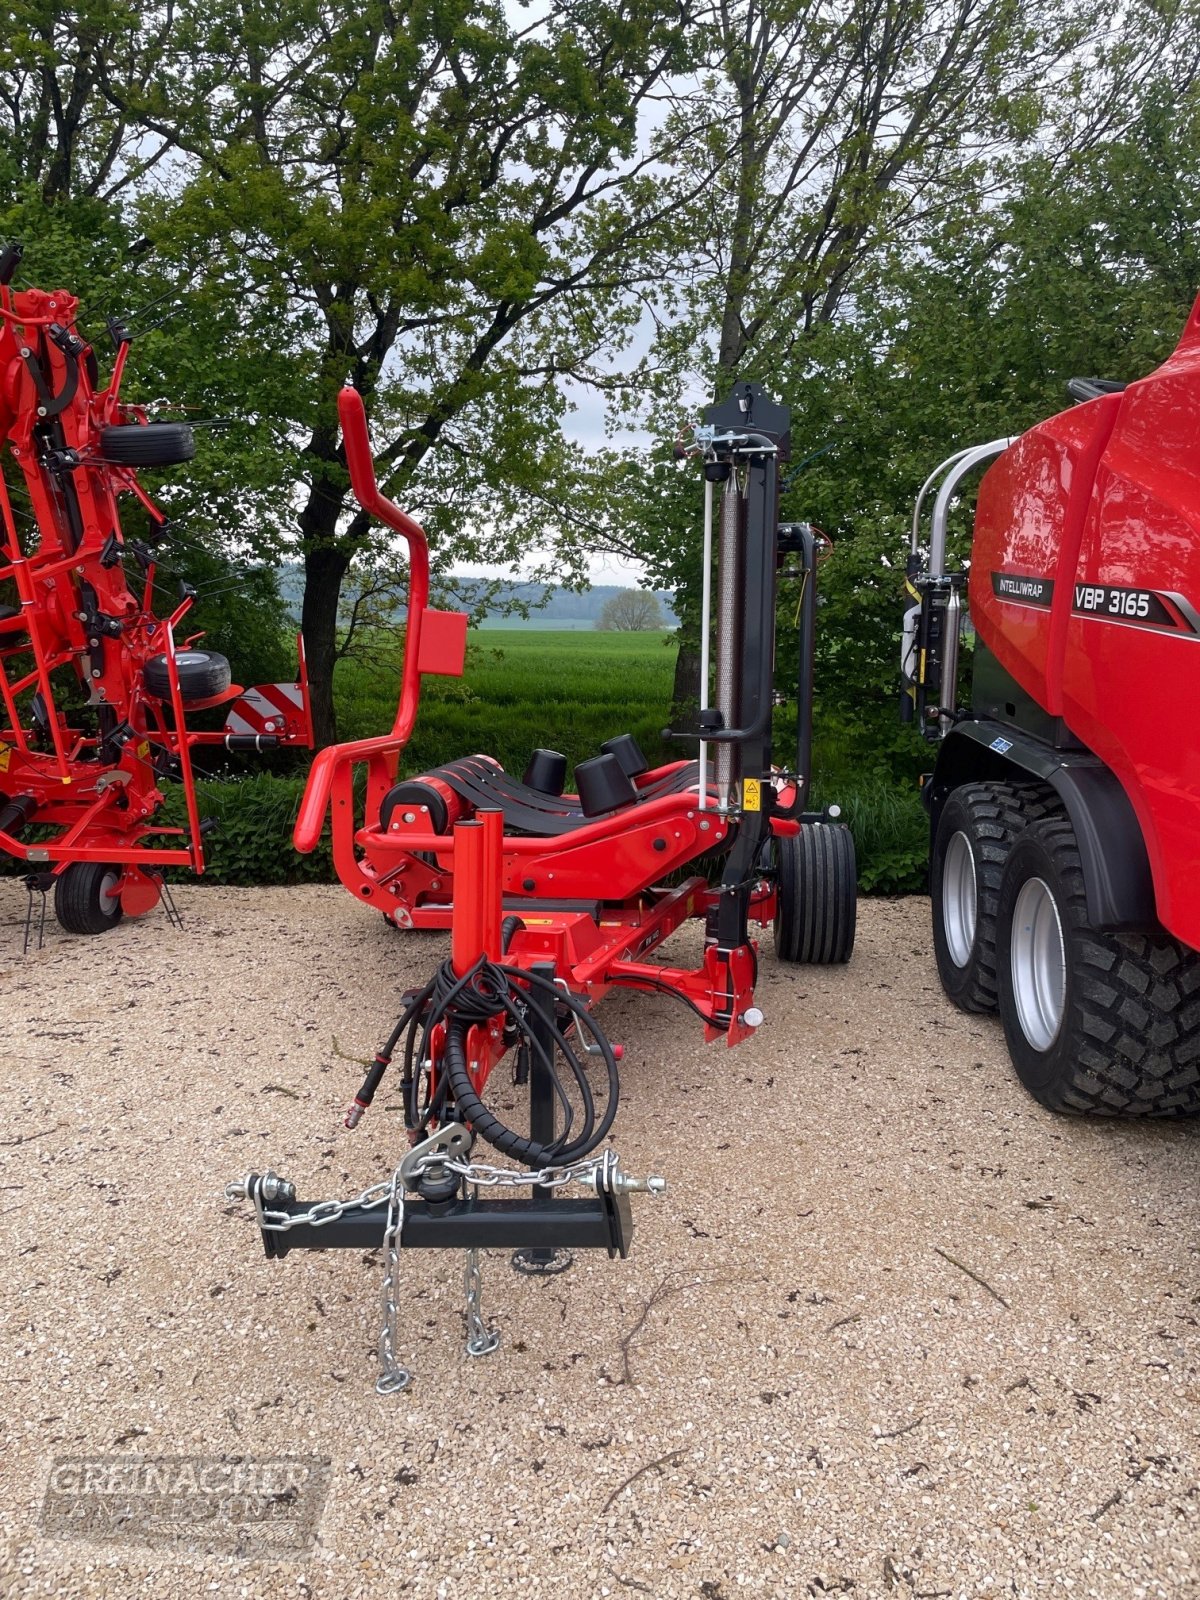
[156,772,335,885]
[2,771,928,893]
[164,770,928,894]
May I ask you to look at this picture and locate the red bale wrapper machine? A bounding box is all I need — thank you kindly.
[227,376,859,1392]
[0,244,312,938]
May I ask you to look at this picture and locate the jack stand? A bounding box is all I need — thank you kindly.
[158,873,183,929]
[511,961,574,1278]
[22,871,52,953]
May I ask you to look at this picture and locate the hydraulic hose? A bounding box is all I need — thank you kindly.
[346,956,620,1169]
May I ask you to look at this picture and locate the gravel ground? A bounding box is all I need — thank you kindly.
[1,882,1197,1600]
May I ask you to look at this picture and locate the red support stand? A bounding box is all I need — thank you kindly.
[450,809,504,975]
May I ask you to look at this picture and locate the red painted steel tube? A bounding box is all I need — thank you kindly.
[451,820,485,976]
[293,390,431,855]
[479,807,504,961]
[9,556,71,782]
[164,626,205,873]
[337,386,429,745]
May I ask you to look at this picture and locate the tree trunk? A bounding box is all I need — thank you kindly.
[302,543,351,747]
[671,637,702,721]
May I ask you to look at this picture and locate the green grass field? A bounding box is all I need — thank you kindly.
[337,629,680,776]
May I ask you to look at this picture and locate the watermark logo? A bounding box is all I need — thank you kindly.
[41,1455,331,1557]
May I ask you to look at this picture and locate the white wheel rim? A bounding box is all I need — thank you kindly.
[1011,877,1066,1051]
[98,871,121,916]
[942,830,977,969]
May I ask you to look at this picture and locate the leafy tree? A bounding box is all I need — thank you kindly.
[0,3,308,696]
[769,76,1200,785]
[596,588,664,630]
[96,0,705,743]
[615,0,1200,711]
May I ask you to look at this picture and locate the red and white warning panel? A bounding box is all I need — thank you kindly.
[224,682,312,750]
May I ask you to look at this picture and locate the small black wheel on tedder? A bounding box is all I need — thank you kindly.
[142,649,232,701]
[54,862,123,935]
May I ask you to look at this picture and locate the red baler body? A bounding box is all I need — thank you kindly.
[970,294,1200,948]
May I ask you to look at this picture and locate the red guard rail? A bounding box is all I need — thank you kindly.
[294,387,430,854]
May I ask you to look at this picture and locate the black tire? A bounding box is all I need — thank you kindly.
[996,815,1200,1116]
[54,862,124,935]
[773,822,857,964]
[143,649,231,701]
[99,423,196,467]
[931,780,1057,1013]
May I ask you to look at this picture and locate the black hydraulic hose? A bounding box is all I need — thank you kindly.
[349,953,620,1167]
[344,973,438,1129]
[438,959,619,1167]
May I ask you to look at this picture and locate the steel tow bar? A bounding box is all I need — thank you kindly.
[225,1150,665,1262]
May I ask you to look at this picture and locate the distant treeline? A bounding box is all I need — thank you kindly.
[275,567,677,628]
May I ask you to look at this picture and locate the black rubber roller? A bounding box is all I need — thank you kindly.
[0,792,37,837]
[379,780,449,833]
[522,748,567,796]
[574,752,637,817]
[600,733,649,777]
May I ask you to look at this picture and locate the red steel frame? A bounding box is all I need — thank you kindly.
[297,387,799,1047]
[0,277,312,911]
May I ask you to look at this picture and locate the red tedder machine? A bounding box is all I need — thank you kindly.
[902,292,1200,1118]
[0,245,312,937]
[227,378,858,1392]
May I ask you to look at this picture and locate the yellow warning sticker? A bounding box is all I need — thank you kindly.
[137,740,151,759]
[743,778,761,811]
[0,744,9,772]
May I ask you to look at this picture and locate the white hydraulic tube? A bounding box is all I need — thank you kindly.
[698,474,713,810]
[910,446,979,556]
[928,438,1015,579]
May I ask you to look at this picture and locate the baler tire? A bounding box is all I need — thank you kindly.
[773,822,857,964]
[142,650,231,702]
[931,780,1058,1013]
[54,862,124,936]
[98,422,196,467]
[996,815,1200,1117]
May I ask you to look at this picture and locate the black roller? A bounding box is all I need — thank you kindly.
[574,752,637,817]
[0,792,37,837]
[522,748,567,796]
[379,780,450,834]
[600,733,649,778]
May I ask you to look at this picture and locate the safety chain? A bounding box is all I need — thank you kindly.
[462,1243,500,1358]
[224,1150,664,1235]
[433,1155,604,1190]
[224,1149,664,1235]
[416,1150,665,1196]
[223,1175,395,1233]
[376,1168,411,1395]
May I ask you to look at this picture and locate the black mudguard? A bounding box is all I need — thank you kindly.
[928,720,1159,933]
